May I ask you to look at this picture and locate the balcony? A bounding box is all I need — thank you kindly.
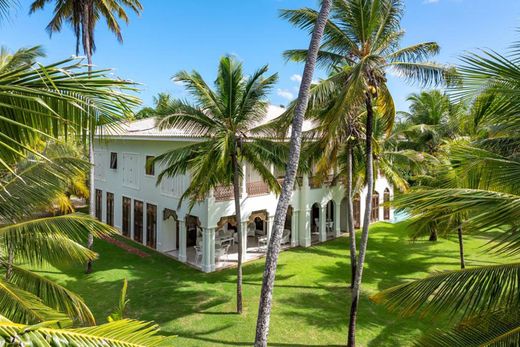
[247,181,269,196]
[214,185,235,201]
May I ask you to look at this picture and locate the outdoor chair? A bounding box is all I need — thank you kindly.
[215,243,230,262]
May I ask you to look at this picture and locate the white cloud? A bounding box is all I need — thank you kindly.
[290,74,302,82]
[172,79,184,86]
[277,88,295,101]
[423,0,439,4]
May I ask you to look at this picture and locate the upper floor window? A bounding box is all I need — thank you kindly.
[145,156,155,176]
[110,152,118,169]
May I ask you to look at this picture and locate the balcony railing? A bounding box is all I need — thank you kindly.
[247,181,269,196]
[214,185,234,201]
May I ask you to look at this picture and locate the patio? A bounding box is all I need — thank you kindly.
[166,234,293,271]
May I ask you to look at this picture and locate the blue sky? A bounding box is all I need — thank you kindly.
[3,0,520,112]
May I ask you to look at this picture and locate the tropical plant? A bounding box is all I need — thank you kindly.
[0,316,165,346]
[0,46,139,170]
[155,56,285,315]
[136,93,175,119]
[373,37,520,345]
[30,0,143,273]
[279,1,452,344]
[253,1,332,345]
[0,155,112,325]
[397,90,468,156]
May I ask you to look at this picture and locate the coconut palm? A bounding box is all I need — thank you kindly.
[373,38,520,345]
[155,56,285,314]
[280,1,452,343]
[397,90,469,156]
[0,155,117,325]
[254,1,332,345]
[30,0,143,273]
[135,93,175,119]
[0,46,138,169]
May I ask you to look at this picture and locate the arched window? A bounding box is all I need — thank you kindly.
[371,191,380,221]
[384,188,391,220]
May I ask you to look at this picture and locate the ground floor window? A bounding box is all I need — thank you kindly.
[371,192,380,221]
[134,200,143,243]
[106,192,114,226]
[95,189,102,221]
[122,197,131,237]
[146,203,157,249]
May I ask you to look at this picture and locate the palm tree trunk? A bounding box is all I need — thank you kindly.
[346,141,357,288]
[458,226,465,269]
[254,1,331,345]
[231,150,243,314]
[83,1,95,275]
[347,93,374,347]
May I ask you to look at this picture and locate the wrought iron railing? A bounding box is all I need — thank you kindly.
[247,181,269,196]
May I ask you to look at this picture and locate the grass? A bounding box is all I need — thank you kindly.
[37,221,517,346]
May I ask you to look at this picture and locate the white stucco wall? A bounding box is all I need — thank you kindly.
[93,137,394,258]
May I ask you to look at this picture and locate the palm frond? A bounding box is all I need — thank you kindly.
[372,263,520,321]
[1,213,114,266]
[8,265,95,326]
[0,278,69,325]
[0,319,166,346]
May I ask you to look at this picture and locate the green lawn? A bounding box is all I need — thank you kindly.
[37,221,516,346]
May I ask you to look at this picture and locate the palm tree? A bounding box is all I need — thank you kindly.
[0,46,139,172]
[373,38,520,345]
[155,56,284,314]
[30,0,143,273]
[136,93,175,119]
[254,1,332,345]
[397,90,468,157]
[0,156,116,325]
[280,1,452,344]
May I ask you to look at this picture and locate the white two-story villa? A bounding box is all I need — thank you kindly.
[93,105,394,272]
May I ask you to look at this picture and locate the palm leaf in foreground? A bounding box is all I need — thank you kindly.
[1,213,115,266]
[0,278,69,325]
[416,310,520,347]
[0,319,166,346]
[371,263,520,320]
[8,265,95,325]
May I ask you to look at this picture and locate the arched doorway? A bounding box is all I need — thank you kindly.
[186,215,201,248]
[353,194,361,228]
[311,203,320,243]
[326,200,335,237]
[162,208,178,252]
[247,210,269,252]
[371,191,380,222]
[384,188,391,220]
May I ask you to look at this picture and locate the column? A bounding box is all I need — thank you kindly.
[299,175,311,247]
[319,205,327,242]
[291,210,299,247]
[202,227,215,272]
[267,216,274,243]
[334,201,342,237]
[178,220,187,262]
[240,221,248,262]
